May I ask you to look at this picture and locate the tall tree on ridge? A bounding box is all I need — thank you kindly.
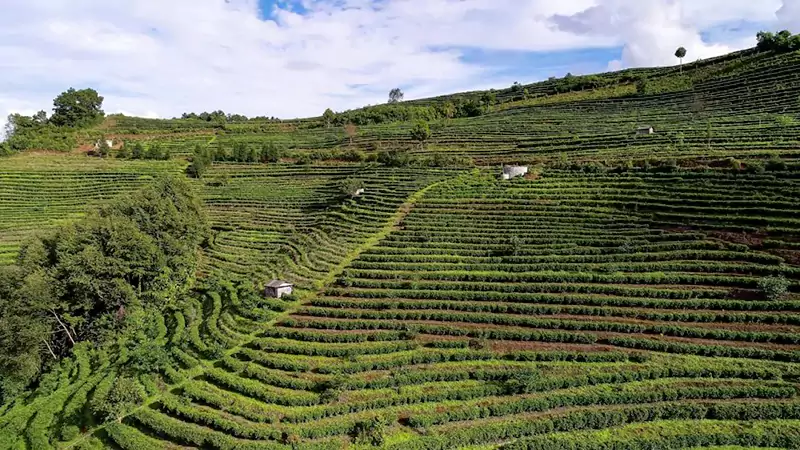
[675,47,687,72]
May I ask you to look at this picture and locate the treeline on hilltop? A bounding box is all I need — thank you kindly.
[0,177,209,403]
[1,88,104,154]
[177,110,280,123]
[2,28,796,157]
[757,30,800,52]
[315,28,798,127]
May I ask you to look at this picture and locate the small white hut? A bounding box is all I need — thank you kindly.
[265,280,294,298]
[93,139,114,149]
[637,126,654,135]
[501,165,529,180]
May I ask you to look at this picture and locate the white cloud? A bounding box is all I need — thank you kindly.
[0,0,790,127]
[552,0,786,70]
[777,0,800,28]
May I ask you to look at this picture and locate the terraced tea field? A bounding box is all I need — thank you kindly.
[200,163,455,287]
[106,50,800,166]
[0,154,184,265]
[4,165,800,449]
[0,155,454,286]
[2,46,800,449]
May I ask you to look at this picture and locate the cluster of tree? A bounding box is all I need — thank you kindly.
[178,111,280,122]
[756,30,800,53]
[116,142,171,160]
[186,142,284,178]
[551,74,619,94]
[375,149,473,168]
[322,96,490,128]
[0,177,209,403]
[1,88,104,154]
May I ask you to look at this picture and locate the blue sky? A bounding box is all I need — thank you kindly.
[0,0,795,131]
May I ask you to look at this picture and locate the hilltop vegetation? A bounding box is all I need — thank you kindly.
[1,35,800,449]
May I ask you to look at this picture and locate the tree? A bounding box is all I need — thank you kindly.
[344,123,357,146]
[261,142,282,163]
[322,108,335,128]
[339,178,365,198]
[186,145,210,178]
[480,91,497,107]
[146,143,164,160]
[758,276,790,300]
[377,149,414,167]
[506,235,523,256]
[117,143,129,159]
[410,121,431,149]
[352,416,388,446]
[636,75,650,95]
[130,142,144,159]
[32,110,48,125]
[388,88,404,104]
[675,47,687,72]
[92,377,145,422]
[50,88,104,127]
[439,101,456,119]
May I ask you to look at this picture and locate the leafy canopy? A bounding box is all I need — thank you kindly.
[0,176,208,403]
[388,88,404,103]
[50,88,105,127]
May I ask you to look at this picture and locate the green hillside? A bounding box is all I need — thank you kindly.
[1,45,800,450]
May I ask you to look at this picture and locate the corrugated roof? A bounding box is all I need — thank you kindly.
[266,280,293,288]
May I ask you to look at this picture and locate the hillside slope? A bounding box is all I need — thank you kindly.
[1,47,800,450]
[95,48,800,165]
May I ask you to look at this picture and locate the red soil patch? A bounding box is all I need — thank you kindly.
[772,249,800,265]
[22,149,71,156]
[708,230,768,248]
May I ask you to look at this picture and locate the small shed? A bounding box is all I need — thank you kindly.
[501,165,529,180]
[265,280,294,298]
[354,188,365,196]
[637,126,654,135]
[93,139,114,149]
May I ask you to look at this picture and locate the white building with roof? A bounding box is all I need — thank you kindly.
[265,280,294,298]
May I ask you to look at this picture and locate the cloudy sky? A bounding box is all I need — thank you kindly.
[0,0,797,127]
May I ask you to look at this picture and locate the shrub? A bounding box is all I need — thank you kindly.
[92,377,146,422]
[352,416,388,446]
[766,155,788,171]
[339,178,365,198]
[504,368,541,394]
[60,424,80,441]
[758,276,790,300]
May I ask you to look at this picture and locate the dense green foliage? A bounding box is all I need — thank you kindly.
[50,88,105,128]
[0,176,208,403]
[756,30,800,53]
[1,88,103,153]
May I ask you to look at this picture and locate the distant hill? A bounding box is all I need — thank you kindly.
[87,46,800,167]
